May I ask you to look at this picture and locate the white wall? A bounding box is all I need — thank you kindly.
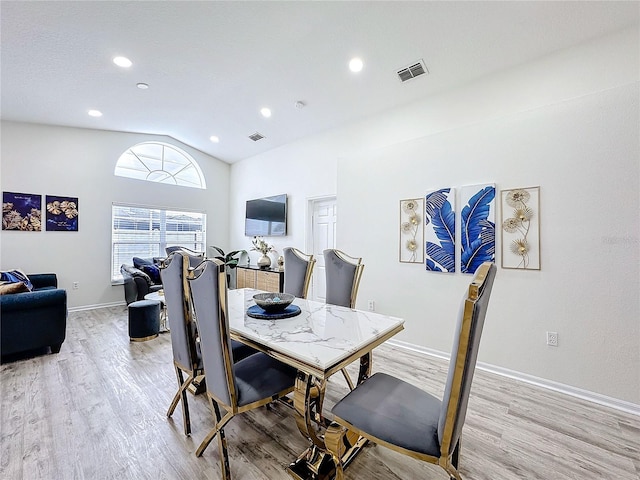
[0,122,230,308]
[1,27,636,404]
[230,28,639,404]
[229,135,339,263]
[341,83,638,404]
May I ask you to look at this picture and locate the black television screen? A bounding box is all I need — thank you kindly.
[245,194,287,236]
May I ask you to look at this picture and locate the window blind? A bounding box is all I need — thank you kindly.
[111,204,206,282]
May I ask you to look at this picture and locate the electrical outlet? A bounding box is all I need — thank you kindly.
[368,300,375,311]
[72,281,79,290]
[546,331,558,347]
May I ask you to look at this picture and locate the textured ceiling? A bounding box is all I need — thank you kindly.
[1,1,638,163]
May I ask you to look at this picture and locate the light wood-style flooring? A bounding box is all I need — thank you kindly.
[1,306,639,480]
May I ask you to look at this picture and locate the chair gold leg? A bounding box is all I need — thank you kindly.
[195,397,233,458]
[213,401,231,480]
[446,467,462,480]
[441,438,462,479]
[452,439,460,469]
[340,352,372,391]
[195,427,218,457]
[340,368,355,391]
[442,458,463,480]
[167,366,194,436]
[167,367,184,417]
[356,352,372,384]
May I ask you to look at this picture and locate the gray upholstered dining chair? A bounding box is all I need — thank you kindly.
[283,247,315,299]
[186,258,297,478]
[160,251,255,437]
[165,245,204,256]
[323,248,365,389]
[324,261,496,480]
[323,249,364,309]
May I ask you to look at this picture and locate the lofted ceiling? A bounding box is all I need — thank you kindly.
[1,1,638,164]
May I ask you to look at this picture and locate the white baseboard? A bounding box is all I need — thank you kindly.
[388,339,640,417]
[65,304,639,417]
[69,301,125,312]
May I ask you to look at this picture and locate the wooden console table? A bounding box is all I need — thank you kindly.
[236,265,284,293]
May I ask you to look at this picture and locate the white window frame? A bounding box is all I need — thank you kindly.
[114,142,207,189]
[111,203,206,283]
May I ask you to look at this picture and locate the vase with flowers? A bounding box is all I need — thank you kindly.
[251,236,276,269]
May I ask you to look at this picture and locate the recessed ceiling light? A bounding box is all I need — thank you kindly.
[136,83,149,89]
[260,107,272,118]
[113,56,132,68]
[209,135,220,143]
[349,57,364,73]
[88,109,102,117]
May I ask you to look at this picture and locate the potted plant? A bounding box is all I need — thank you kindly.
[209,246,247,286]
[251,236,276,269]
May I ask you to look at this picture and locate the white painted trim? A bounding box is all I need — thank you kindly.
[69,301,124,312]
[388,339,640,417]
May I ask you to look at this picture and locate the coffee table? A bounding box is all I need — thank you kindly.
[144,291,169,332]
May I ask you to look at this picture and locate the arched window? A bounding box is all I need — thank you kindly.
[114,142,206,189]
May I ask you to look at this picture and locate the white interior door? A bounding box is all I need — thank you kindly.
[308,197,336,303]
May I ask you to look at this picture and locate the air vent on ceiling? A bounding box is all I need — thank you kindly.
[397,60,428,83]
[248,132,265,142]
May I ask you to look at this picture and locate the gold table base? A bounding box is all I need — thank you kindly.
[286,353,372,480]
[286,435,368,480]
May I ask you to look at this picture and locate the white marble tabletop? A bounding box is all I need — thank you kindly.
[228,288,404,378]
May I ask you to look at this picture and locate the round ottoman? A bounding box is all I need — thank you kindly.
[128,299,161,341]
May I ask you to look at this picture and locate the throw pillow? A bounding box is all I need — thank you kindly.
[0,281,29,295]
[133,257,154,269]
[0,269,33,291]
[141,264,161,284]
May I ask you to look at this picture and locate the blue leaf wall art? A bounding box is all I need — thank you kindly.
[424,188,455,273]
[460,184,496,274]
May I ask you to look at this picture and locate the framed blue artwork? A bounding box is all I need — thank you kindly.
[46,195,78,231]
[424,188,456,273]
[460,184,495,274]
[2,191,42,231]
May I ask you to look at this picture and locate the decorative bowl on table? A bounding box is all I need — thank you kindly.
[253,293,295,313]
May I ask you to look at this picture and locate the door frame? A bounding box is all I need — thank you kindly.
[305,195,337,302]
[305,194,337,253]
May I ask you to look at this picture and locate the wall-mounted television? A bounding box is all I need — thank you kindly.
[245,194,287,237]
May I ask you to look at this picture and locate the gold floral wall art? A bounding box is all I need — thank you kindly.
[500,186,540,270]
[399,198,424,263]
[46,195,79,231]
[2,191,42,231]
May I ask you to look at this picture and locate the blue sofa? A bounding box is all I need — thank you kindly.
[1,273,67,361]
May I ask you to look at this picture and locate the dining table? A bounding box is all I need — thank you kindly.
[227,288,405,480]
